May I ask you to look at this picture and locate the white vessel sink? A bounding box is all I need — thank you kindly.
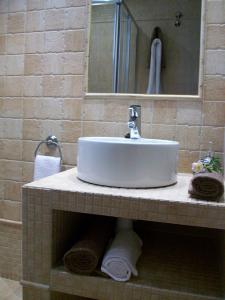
[77,137,179,188]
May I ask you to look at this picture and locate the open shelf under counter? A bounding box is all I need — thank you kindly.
[50,229,223,300]
[24,167,225,230]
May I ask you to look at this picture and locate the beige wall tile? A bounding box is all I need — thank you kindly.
[40,120,62,141]
[0,14,7,34]
[25,32,45,53]
[0,139,22,160]
[43,75,64,97]
[6,55,24,75]
[0,98,23,118]
[207,25,225,49]
[45,0,66,9]
[45,0,86,8]
[23,119,42,140]
[61,120,82,142]
[63,53,84,75]
[61,142,77,165]
[206,0,225,24]
[176,126,201,151]
[0,36,6,54]
[45,9,65,31]
[0,181,4,199]
[177,101,202,125]
[103,101,130,122]
[2,119,23,139]
[26,11,45,33]
[178,150,200,173]
[3,181,23,202]
[1,160,23,181]
[45,31,64,52]
[83,121,121,137]
[23,97,42,119]
[83,100,105,121]
[0,200,21,221]
[0,1,8,13]
[41,98,64,119]
[152,124,176,140]
[0,140,20,160]
[64,30,85,52]
[204,76,225,101]
[0,222,22,280]
[22,161,33,182]
[8,0,26,13]
[203,101,225,126]
[64,7,86,29]
[42,53,64,74]
[62,98,82,120]
[205,50,225,75]
[24,76,43,96]
[66,0,86,6]
[142,123,152,138]
[140,102,153,123]
[200,126,224,152]
[8,13,25,33]
[22,140,39,162]
[4,76,24,96]
[63,75,83,97]
[27,0,45,11]
[7,33,25,54]
[153,101,177,124]
[24,54,44,75]
[0,56,6,75]
[24,97,63,119]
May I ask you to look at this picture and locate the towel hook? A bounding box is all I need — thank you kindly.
[175,11,183,27]
[34,135,63,161]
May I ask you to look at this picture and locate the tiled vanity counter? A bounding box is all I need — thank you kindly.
[22,168,225,300]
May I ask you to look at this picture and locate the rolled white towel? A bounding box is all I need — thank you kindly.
[33,154,61,181]
[101,230,142,282]
[116,218,133,232]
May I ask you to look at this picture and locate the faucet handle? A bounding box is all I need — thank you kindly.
[129,107,138,119]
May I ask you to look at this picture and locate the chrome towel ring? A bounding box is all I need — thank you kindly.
[34,135,63,161]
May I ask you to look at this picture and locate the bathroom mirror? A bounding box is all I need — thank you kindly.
[87,0,203,96]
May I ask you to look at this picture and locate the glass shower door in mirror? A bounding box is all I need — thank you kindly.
[88,0,138,93]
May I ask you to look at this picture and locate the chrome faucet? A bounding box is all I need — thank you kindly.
[128,105,141,139]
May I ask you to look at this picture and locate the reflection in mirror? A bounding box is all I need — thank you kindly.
[88,0,202,95]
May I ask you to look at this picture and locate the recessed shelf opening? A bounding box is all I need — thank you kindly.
[51,210,225,299]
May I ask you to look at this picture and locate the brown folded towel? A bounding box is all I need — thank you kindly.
[63,217,115,275]
[189,172,224,201]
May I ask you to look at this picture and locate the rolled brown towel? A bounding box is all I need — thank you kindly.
[63,217,115,275]
[189,172,224,201]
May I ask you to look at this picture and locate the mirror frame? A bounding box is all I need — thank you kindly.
[84,0,206,102]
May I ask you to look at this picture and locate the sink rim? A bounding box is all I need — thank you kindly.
[78,136,179,146]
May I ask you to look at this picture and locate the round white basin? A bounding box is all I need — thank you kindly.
[77,137,179,188]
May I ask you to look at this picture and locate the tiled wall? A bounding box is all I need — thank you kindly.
[0,0,224,280]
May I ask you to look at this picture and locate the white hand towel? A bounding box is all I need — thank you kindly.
[33,154,61,181]
[101,230,142,282]
[147,38,162,94]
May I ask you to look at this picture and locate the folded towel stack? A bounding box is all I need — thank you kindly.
[189,172,224,201]
[101,218,142,282]
[63,217,114,275]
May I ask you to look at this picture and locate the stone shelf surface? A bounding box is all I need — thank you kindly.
[24,168,225,230]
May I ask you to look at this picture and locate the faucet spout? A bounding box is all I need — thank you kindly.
[128,105,141,139]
